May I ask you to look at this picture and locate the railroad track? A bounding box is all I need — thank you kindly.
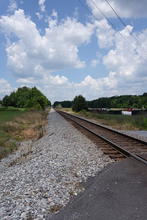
[57,110,147,165]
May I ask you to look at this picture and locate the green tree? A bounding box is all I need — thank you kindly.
[53,101,72,108]
[2,86,51,110]
[72,95,87,112]
[8,92,17,107]
[86,93,147,109]
[2,95,10,106]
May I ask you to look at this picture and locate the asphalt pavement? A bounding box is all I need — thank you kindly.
[48,158,147,220]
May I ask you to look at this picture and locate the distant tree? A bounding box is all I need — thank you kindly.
[24,98,42,110]
[2,95,10,106]
[53,101,60,107]
[86,93,147,109]
[2,86,51,110]
[15,87,31,107]
[54,92,147,111]
[61,101,72,108]
[72,95,87,112]
[8,92,17,107]
[53,101,72,108]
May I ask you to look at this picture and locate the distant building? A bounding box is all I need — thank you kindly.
[122,110,132,116]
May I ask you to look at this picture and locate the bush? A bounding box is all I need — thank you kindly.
[72,95,87,112]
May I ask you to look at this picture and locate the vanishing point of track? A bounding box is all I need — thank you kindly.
[57,110,147,165]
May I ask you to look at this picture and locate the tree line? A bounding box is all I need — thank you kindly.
[53,93,147,112]
[1,87,51,110]
[87,93,147,109]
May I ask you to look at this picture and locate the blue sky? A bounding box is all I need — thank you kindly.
[0,0,147,102]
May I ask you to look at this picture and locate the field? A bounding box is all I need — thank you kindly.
[61,108,147,130]
[0,109,49,159]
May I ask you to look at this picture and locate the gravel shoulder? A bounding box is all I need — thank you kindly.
[0,109,113,220]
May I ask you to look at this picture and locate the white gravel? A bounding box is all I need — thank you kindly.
[0,109,113,220]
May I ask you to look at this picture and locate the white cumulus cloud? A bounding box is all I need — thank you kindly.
[38,0,46,12]
[44,19,147,101]
[87,0,147,18]
[0,7,147,102]
[0,9,94,79]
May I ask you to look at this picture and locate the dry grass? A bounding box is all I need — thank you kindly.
[7,111,48,140]
[0,110,49,160]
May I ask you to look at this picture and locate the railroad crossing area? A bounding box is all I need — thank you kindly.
[50,157,147,220]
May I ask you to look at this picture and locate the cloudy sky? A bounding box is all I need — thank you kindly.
[0,0,147,102]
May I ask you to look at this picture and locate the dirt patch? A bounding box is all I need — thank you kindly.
[49,205,63,213]
[22,128,36,138]
[5,111,48,140]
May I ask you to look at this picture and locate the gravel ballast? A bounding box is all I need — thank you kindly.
[0,109,113,220]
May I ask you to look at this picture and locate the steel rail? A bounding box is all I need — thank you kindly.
[58,110,147,145]
[57,110,147,165]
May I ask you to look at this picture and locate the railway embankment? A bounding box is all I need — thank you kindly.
[0,109,112,219]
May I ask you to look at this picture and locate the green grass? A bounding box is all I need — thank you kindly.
[0,106,26,111]
[61,108,147,130]
[0,110,25,122]
[79,110,147,130]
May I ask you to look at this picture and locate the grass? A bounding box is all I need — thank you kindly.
[0,106,26,112]
[0,109,49,160]
[0,110,24,122]
[60,108,147,130]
